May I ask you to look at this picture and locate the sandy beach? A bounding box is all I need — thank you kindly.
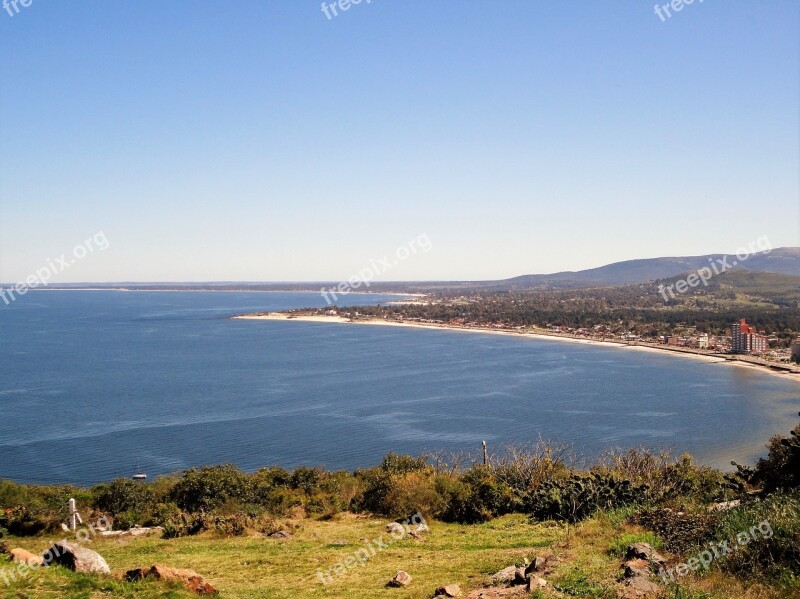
[232,312,800,383]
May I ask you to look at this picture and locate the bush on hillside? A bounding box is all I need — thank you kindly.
[528,472,639,523]
[728,414,800,494]
[169,465,251,512]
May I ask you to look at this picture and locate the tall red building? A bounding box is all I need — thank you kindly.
[731,319,768,354]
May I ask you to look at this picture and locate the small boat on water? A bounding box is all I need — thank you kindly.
[132,464,147,481]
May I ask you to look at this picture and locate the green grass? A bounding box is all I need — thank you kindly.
[1,510,795,598]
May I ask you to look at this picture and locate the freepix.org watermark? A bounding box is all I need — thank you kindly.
[321,0,372,21]
[658,519,772,583]
[658,236,771,303]
[654,0,705,22]
[0,231,110,306]
[3,0,32,18]
[321,233,432,305]
[315,513,428,585]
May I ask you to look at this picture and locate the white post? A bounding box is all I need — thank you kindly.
[69,498,77,531]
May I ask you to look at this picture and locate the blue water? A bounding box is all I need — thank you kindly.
[1,291,798,486]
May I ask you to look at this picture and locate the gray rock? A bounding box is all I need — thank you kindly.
[43,541,110,574]
[524,556,547,576]
[387,570,413,587]
[625,543,666,567]
[490,565,517,584]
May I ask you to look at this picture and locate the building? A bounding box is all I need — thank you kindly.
[689,333,709,349]
[731,319,768,355]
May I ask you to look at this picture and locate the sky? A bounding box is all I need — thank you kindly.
[0,0,798,283]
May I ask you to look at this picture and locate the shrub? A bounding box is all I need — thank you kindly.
[381,471,444,519]
[435,467,518,523]
[93,479,157,524]
[729,414,800,494]
[595,449,725,505]
[169,465,250,512]
[250,467,291,505]
[0,505,48,536]
[492,441,571,496]
[528,472,639,523]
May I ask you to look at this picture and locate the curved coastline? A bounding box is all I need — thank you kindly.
[232,312,800,384]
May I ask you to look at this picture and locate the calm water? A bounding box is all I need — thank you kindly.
[0,291,798,486]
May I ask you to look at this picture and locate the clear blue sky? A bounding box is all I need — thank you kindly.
[1,1,798,282]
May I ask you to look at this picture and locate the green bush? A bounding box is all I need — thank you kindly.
[92,478,157,527]
[729,414,800,494]
[169,465,251,512]
[528,472,639,523]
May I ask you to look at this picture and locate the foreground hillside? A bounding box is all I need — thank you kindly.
[2,418,798,598]
[3,509,797,599]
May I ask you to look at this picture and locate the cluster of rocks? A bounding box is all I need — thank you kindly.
[617,543,665,599]
[125,564,218,595]
[4,541,217,595]
[97,525,163,539]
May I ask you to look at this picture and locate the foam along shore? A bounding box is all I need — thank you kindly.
[232,312,800,382]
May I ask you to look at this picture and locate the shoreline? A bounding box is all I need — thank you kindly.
[232,313,800,383]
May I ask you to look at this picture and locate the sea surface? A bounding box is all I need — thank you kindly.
[1,291,798,486]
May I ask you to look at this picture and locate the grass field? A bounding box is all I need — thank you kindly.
[2,511,792,599]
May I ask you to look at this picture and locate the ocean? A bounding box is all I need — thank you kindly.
[1,290,798,486]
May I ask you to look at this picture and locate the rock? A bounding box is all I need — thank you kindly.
[618,575,661,598]
[267,530,292,539]
[625,543,666,568]
[464,588,529,598]
[10,548,43,567]
[99,526,163,539]
[387,570,413,587]
[332,539,348,546]
[524,556,547,576]
[490,565,517,584]
[386,522,406,535]
[512,567,527,585]
[434,584,462,597]
[709,500,741,512]
[43,542,110,574]
[527,575,547,590]
[623,559,651,579]
[126,564,218,595]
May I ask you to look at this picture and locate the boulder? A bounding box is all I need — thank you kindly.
[524,556,547,576]
[387,570,413,587]
[434,584,462,597]
[625,543,666,568]
[43,541,110,574]
[527,575,547,590]
[618,575,661,598]
[623,559,651,579]
[125,564,218,594]
[464,588,529,598]
[10,548,43,567]
[512,567,527,585]
[386,522,406,535]
[490,565,517,584]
